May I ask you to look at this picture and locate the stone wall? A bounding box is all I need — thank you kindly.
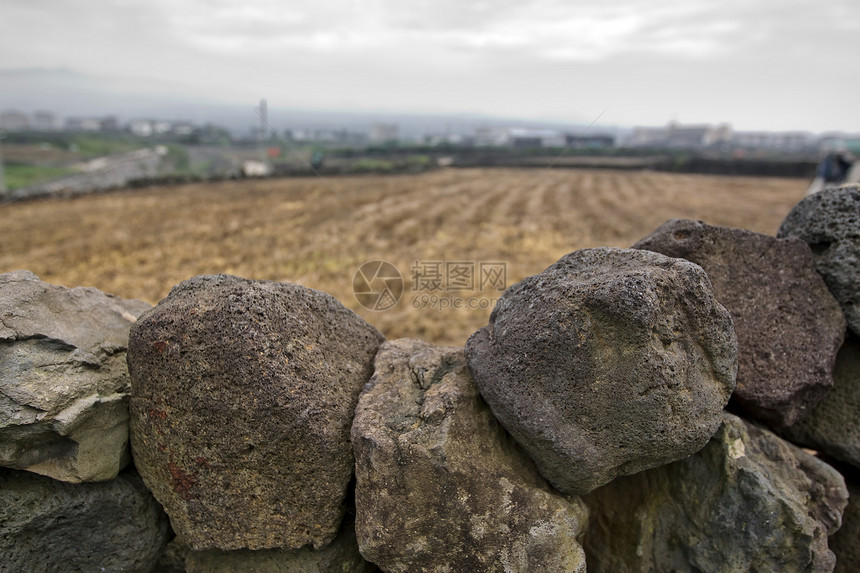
[1,184,858,572]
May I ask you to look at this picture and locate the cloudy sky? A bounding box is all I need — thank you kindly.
[2,0,859,132]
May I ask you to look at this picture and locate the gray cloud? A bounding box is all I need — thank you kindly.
[1,0,858,131]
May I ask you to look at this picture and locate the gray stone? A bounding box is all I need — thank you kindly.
[154,536,190,573]
[128,274,383,551]
[185,517,375,573]
[352,339,589,573]
[634,219,845,427]
[0,467,170,573]
[0,270,151,483]
[778,185,860,336]
[830,467,860,573]
[465,247,737,495]
[583,413,848,573]
[782,335,860,469]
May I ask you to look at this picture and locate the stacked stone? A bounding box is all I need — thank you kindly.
[0,270,168,572]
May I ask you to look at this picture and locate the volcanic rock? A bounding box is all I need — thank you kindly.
[0,270,150,482]
[465,247,737,495]
[778,185,860,336]
[782,334,860,469]
[128,274,383,550]
[352,339,589,573]
[185,516,374,573]
[583,413,848,573]
[0,467,169,572]
[634,219,845,427]
[829,466,860,573]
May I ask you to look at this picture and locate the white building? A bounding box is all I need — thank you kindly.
[0,110,30,131]
[370,123,399,142]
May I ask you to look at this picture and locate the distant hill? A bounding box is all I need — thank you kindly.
[0,67,604,139]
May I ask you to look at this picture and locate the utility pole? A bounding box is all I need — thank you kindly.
[255,99,269,170]
[0,132,7,196]
[258,98,267,143]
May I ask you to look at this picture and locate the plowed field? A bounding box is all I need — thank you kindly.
[0,168,808,345]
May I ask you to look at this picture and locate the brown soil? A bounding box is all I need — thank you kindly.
[0,168,808,345]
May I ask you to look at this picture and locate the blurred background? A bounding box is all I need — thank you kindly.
[1,0,858,343]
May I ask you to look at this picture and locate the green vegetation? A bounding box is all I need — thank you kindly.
[3,163,77,190]
[350,158,395,173]
[163,144,190,174]
[405,154,431,170]
[65,135,141,157]
[3,132,145,157]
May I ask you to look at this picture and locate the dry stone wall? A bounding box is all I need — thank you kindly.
[0,184,858,572]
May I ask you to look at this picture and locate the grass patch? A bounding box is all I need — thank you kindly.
[68,135,141,157]
[3,163,77,190]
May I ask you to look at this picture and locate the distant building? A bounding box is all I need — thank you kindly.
[730,131,817,152]
[172,123,196,136]
[65,116,116,132]
[241,160,270,177]
[100,116,120,132]
[565,134,616,149]
[627,122,732,149]
[370,123,399,142]
[153,121,172,135]
[819,134,860,154]
[129,120,155,137]
[129,119,196,137]
[474,127,567,148]
[627,126,666,147]
[33,110,61,131]
[508,128,565,148]
[0,110,30,131]
[473,127,509,147]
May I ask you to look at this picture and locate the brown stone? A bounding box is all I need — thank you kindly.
[128,274,383,550]
[634,219,845,427]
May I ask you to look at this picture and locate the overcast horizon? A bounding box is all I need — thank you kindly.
[2,0,859,134]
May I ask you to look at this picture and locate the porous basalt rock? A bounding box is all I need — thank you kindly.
[778,185,860,336]
[634,219,845,427]
[128,274,383,551]
[0,270,150,483]
[782,334,860,469]
[185,516,375,573]
[0,467,170,572]
[352,339,589,573]
[465,247,737,495]
[583,413,848,573]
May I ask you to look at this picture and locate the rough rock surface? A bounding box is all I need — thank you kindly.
[583,413,848,573]
[782,335,860,468]
[634,219,845,427]
[0,270,151,482]
[154,536,190,573]
[185,517,375,573]
[829,465,860,573]
[128,274,384,551]
[352,339,589,573]
[0,467,170,572]
[465,247,737,495]
[778,185,860,336]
